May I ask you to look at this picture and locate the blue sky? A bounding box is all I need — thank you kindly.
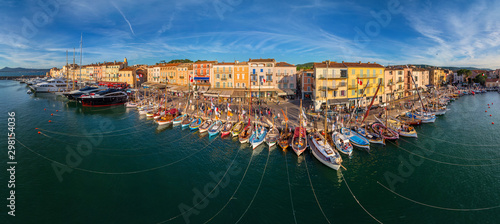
[1,0,499,69]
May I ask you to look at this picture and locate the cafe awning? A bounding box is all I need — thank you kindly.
[276,89,287,96]
[284,89,295,95]
[204,89,221,97]
[219,90,233,98]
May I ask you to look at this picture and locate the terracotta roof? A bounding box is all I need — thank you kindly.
[485,78,499,82]
[276,62,295,67]
[215,62,235,65]
[119,67,135,71]
[313,61,346,68]
[249,58,275,63]
[194,61,217,64]
[342,61,384,68]
[235,61,248,65]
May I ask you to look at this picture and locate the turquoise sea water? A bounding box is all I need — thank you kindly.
[1,79,500,223]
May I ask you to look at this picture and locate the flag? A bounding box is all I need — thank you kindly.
[357,78,363,85]
[228,103,232,112]
[263,78,266,83]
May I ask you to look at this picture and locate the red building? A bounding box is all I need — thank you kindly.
[192,61,217,91]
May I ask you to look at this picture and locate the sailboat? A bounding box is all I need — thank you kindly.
[189,117,203,130]
[249,123,267,149]
[309,131,342,170]
[265,126,279,148]
[172,114,187,125]
[181,116,193,127]
[278,108,292,151]
[208,119,223,137]
[332,130,353,156]
[292,100,308,156]
[340,127,370,151]
[239,118,253,143]
[221,122,233,137]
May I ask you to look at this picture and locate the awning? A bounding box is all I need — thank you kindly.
[276,89,287,96]
[232,90,247,98]
[203,89,221,97]
[327,98,349,105]
[285,89,295,95]
[196,86,209,93]
[219,90,233,98]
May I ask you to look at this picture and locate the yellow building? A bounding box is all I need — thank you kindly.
[176,63,192,86]
[343,61,385,106]
[118,67,137,87]
[213,62,235,89]
[313,61,348,111]
[429,68,445,86]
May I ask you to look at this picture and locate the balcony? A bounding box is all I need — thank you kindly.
[221,77,227,81]
[397,80,404,84]
[348,84,358,89]
[266,72,273,75]
[338,82,346,87]
[179,76,184,79]
[318,75,346,79]
[318,86,338,91]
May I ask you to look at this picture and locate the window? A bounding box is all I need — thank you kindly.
[332,91,337,97]
[360,69,364,77]
[414,76,418,81]
[352,69,355,75]
[307,78,310,84]
[260,69,263,73]
[284,84,288,88]
[373,69,376,76]
[223,82,226,88]
[242,74,245,79]
[242,83,245,87]
[237,83,240,87]
[216,82,220,88]
[341,90,345,96]
[367,70,370,77]
[217,74,220,78]
[307,86,311,91]
[237,74,240,79]
[290,83,294,88]
[352,90,355,95]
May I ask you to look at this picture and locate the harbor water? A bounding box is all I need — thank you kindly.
[1,79,499,223]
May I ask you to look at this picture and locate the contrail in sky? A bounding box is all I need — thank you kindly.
[112,2,135,36]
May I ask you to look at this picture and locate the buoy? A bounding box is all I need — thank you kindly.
[489,107,490,108]
[51,113,53,116]
[56,110,59,112]
[35,128,38,129]
[44,108,46,111]
[490,115,492,116]
[38,131,41,134]
[48,120,51,123]
[485,111,487,112]
[493,122,495,125]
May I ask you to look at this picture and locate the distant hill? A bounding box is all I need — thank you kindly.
[296,62,314,70]
[0,67,50,72]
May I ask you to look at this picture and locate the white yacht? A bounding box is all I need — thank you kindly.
[30,78,72,93]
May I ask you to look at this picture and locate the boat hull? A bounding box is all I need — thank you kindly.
[310,137,340,170]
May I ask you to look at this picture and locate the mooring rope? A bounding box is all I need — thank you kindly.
[416,132,500,147]
[17,137,212,175]
[341,172,383,224]
[234,147,271,224]
[203,147,255,224]
[304,154,331,224]
[285,152,298,224]
[38,128,195,154]
[398,138,500,161]
[388,141,500,167]
[157,145,241,223]
[377,181,500,211]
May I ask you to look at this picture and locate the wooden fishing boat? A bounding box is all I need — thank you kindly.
[353,125,385,145]
[375,116,417,138]
[249,125,267,149]
[396,115,422,125]
[172,114,186,125]
[181,116,193,127]
[198,119,213,133]
[189,118,203,130]
[405,112,436,123]
[155,113,174,126]
[332,131,353,156]
[265,126,279,147]
[309,131,342,170]
[292,126,308,156]
[278,126,292,151]
[220,122,233,137]
[208,120,223,137]
[341,127,370,151]
[231,121,245,137]
[238,124,253,143]
[372,122,399,140]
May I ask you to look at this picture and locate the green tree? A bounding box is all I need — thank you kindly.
[473,73,487,85]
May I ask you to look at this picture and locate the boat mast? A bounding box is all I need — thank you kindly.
[65,50,69,89]
[79,33,83,88]
[72,48,76,90]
